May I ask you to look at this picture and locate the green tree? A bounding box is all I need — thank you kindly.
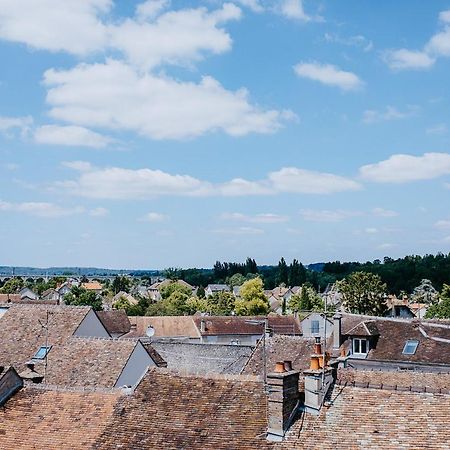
[112,276,131,294]
[288,259,307,286]
[277,257,289,286]
[235,278,269,316]
[207,291,235,315]
[227,273,246,287]
[64,286,102,311]
[0,277,24,293]
[186,296,209,314]
[288,285,324,313]
[338,271,387,316]
[412,279,438,304]
[196,285,206,298]
[425,284,450,319]
[160,282,192,300]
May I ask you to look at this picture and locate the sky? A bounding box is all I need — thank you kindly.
[0,0,450,269]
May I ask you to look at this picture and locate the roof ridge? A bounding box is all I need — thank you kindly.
[149,367,262,383]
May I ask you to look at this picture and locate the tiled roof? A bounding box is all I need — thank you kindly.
[346,320,379,337]
[149,339,253,374]
[0,385,120,450]
[125,316,200,338]
[279,376,450,449]
[81,281,103,291]
[0,305,90,372]
[94,368,272,449]
[97,310,131,336]
[242,335,314,379]
[0,294,22,303]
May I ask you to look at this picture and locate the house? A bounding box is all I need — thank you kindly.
[148,279,195,301]
[19,286,38,300]
[112,291,138,306]
[333,313,450,372]
[384,295,415,318]
[41,288,61,302]
[81,281,103,294]
[300,312,333,339]
[409,302,429,318]
[97,310,132,338]
[149,338,254,374]
[205,284,231,297]
[56,281,72,297]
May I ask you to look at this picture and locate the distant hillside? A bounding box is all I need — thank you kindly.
[0,266,160,277]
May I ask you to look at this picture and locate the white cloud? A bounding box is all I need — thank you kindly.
[62,161,94,172]
[365,227,378,234]
[279,0,310,21]
[362,106,418,124]
[378,243,396,250]
[267,167,361,194]
[299,209,361,222]
[43,60,290,140]
[435,219,450,230]
[426,28,450,57]
[372,207,399,218]
[324,33,373,52]
[0,200,83,218]
[440,10,450,24]
[110,3,242,70]
[0,115,33,137]
[221,212,289,223]
[212,226,264,235]
[135,0,170,20]
[59,162,360,199]
[0,0,110,54]
[140,212,169,222]
[426,123,448,135]
[89,207,109,217]
[234,0,263,13]
[359,153,450,183]
[293,62,363,91]
[383,49,435,70]
[34,125,112,148]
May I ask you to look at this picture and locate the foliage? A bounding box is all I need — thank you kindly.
[338,271,387,316]
[235,278,269,316]
[160,282,192,300]
[112,276,131,294]
[64,286,102,311]
[412,279,438,304]
[288,285,324,313]
[288,259,307,286]
[0,277,24,293]
[113,296,132,311]
[185,296,209,315]
[207,291,235,315]
[425,284,450,319]
[196,285,205,298]
[277,257,289,286]
[227,273,246,287]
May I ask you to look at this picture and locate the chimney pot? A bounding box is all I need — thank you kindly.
[274,361,285,373]
[200,319,206,333]
[310,355,320,371]
[283,360,293,372]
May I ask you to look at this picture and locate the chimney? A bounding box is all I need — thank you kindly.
[19,362,44,384]
[200,319,206,333]
[332,313,342,351]
[266,361,300,442]
[0,366,23,406]
[303,339,334,414]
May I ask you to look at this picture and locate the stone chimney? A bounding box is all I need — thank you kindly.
[200,319,206,333]
[19,362,44,384]
[303,339,334,414]
[332,312,342,351]
[0,366,23,406]
[266,361,300,442]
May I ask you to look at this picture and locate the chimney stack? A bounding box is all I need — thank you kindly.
[332,313,342,351]
[266,361,300,442]
[200,319,206,333]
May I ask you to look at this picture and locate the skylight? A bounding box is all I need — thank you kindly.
[402,340,419,355]
[33,346,52,359]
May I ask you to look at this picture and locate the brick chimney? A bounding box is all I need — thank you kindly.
[0,366,23,406]
[266,361,300,442]
[332,312,342,351]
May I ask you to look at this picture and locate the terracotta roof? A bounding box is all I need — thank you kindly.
[0,294,22,303]
[346,320,379,337]
[279,376,450,449]
[97,310,131,336]
[0,385,120,450]
[94,368,272,449]
[193,315,301,336]
[125,316,200,339]
[81,281,103,291]
[0,305,90,373]
[242,335,314,379]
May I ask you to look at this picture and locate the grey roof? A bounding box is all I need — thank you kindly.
[149,339,254,375]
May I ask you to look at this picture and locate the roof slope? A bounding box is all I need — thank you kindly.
[97,310,131,336]
[279,382,450,449]
[94,368,272,450]
[0,305,90,372]
[0,386,120,450]
[126,316,200,338]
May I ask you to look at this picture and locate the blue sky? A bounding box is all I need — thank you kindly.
[1,0,450,269]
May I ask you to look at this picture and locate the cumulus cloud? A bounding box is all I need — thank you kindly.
[34,125,112,148]
[293,62,363,91]
[140,212,169,222]
[89,207,109,217]
[43,60,290,140]
[58,161,360,199]
[221,212,289,223]
[359,153,450,183]
[279,0,311,21]
[362,106,419,124]
[372,207,399,218]
[212,226,264,235]
[299,209,361,222]
[0,115,33,137]
[0,200,84,218]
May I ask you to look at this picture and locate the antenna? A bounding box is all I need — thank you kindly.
[146,325,155,337]
[38,310,53,383]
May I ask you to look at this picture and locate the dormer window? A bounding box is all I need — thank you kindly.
[402,340,419,355]
[352,338,369,356]
[33,346,52,359]
[311,320,320,334]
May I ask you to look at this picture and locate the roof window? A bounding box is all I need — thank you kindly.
[402,340,419,355]
[33,345,52,359]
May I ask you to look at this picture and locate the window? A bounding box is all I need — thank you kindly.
[33,346,52,359]
[352,338,369,356]
[402,340,419,355]
[311,320,320,334]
